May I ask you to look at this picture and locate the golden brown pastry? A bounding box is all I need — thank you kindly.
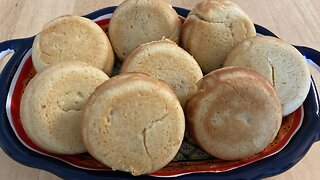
[181,0,256,73]
[81,73,185,175]
[185,67,282,160]
[120,39,203,107]
[224,36,310,116]
[20,62,109,154]
[32,15,114,75]
[108,0,181,61]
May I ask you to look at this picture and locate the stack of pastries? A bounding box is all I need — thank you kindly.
[20,0,310,176]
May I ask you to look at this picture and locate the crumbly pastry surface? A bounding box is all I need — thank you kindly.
[120,39,203,107]
[224,36,310,116]
[181,0,256,74]
[185,67,282,160]
[108,0,181,61]
[32,15,114,75]
[81,73,185,175]
[20,62,109,154]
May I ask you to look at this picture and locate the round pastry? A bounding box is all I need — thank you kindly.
[32,15,114,75]
[185,67,282,160]
[120,39,203,107]
[181,0,256,74]
[20,62,109,154]
[108,0,181,61]
[223,36,310,116]
[81,73,185,175]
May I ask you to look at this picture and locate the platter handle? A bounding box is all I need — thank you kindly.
[295,46,320,142]
[0,38,34,73]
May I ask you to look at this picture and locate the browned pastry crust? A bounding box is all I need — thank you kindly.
[81,73,185,175]
[185,66,282,160]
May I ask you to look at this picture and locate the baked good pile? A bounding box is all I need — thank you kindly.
[20,0,311,176]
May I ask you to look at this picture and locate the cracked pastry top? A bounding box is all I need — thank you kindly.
[20,61,109,154]
[224,36,311,116]
[120,39,203,107]
[181,0,256,74]
[32,15,114,76]
[81,73,185,176]
[185,67,282,160]
[108,0,181,61]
